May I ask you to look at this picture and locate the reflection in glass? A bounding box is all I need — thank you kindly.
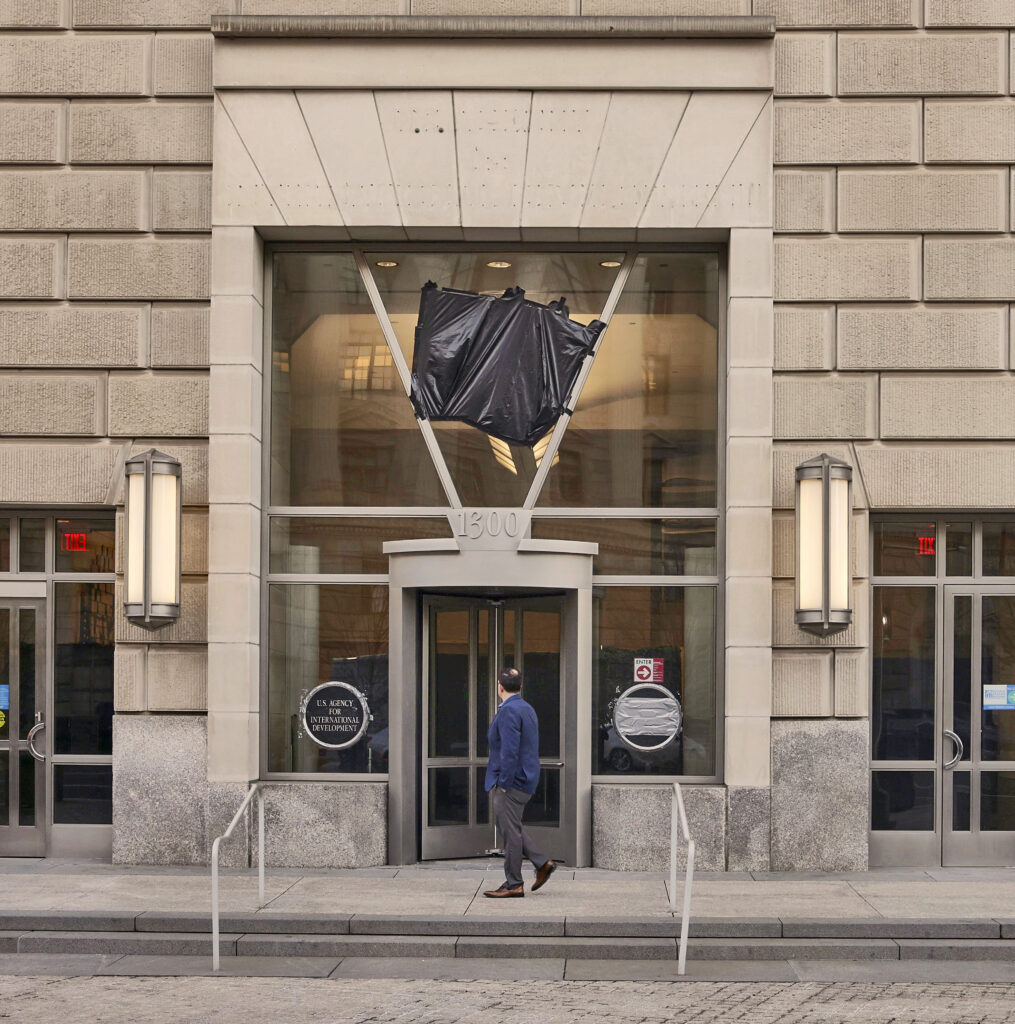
[270,251,446,507]
[871,770,934,831]
[476,609,490,760]
[983,523,1015,576]
[872,587,936,761]
[540,254,719,508]
[952,771,970,831]
[981,596,1015,761]
[429,767,469,826]
[431,610,469,759]
[54,519,115,574]
[0,519,9,572]
[475,766,490,825]
[872,522,937,577]
[526,768,561,826]
[18,609,35,737]
[981,772,1015,831]
[368,252,621,508]
[522,610,560,760]
[953,596,971,762]
[19,750,34,826]
[267,585,388,774]
[946,522,972,577]
[593,587,715,776]
[19,519,45,572]
[0,756,7,826]
[53,765,112,824]
[270,517,452,574]
[530,518,717,576]
[54,584,114,756]
[0,609,8,743]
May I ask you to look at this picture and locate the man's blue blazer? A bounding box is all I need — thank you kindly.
[485,693,541,795]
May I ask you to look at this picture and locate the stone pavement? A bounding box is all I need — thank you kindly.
[6,976,1015,1024]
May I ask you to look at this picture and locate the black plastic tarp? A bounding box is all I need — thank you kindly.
[410,281,605,447]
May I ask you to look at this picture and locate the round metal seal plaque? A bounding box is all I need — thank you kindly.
[301,681,372,750]
[612,683,683,752]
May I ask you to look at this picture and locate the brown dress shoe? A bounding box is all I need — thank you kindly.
[531,859,556,892]
[484,883,524,898]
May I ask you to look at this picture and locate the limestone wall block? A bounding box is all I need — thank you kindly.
[116,578,207,643]
[775,169,835,232]
[776,100,921,165]
[0,1,66,27]
[0,304,145,367]
[725,716,771,788]
[113,645,146,712]
[726,436,772,508]
[774,442,864,509]
[0,237,63,299]
[725,647,772,718]
[927,0,1015,25]
[772,649,834,717]
[0,373,105,435]
[775,373,877,440]
[582,0,749,9]
[754,0,918,27]
[154,34,213,96]
[207,573,258,645]
[207,642,258,714]
[857,444,1015,508]
[776,32,835,97]
[0,170,148,233]
[727,577,772,647]
[129,440,207,505]
[153,170,211,232]
[728,297,774,368]
[773,580,869,648]
[147,646,207,712]
[0,442,121,504]
[241,0,399,10]
[839,33,1006,96]
[926,101,1015,163]
[74,0,234,27]
[726,506,772,578]
[838,304,1007,370]
[925,237,1015,300]
[838,169,1007,233]
[108,371,208,436]
[0,102,65,163]
[774,304,835,370]
[834,649,868,717]
[775,236,920,302]
[151,304,210,367]
[71,101,212,164]
[69,237,209,301]
[0,34,149,96]
[209,364,260,438]
[411,0,569,11]
[728,367,773,437]
[208,434,259,505]
[881,375,1015,439]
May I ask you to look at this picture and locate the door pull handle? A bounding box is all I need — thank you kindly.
[26,721,46,763]
[943,729,964,770]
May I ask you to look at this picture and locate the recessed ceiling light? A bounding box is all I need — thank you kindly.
[486,260,512,269]
[375,260,398,268]
[600,260,622,268]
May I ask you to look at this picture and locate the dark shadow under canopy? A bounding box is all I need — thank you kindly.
[410,281,605,447]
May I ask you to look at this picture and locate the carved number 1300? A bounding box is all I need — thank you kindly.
[451,510,521,540]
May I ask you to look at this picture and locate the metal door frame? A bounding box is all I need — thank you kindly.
[943,584,1015,866]
[0,597,48,856]
[419,592,570,861]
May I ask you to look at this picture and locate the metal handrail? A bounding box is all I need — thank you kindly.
[211,782,265,971]
[669,782,695,975]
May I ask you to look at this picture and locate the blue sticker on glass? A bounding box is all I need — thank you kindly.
[983,684,1015,711]
[0,684,8,711]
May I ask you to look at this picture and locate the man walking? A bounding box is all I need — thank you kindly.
[483,667,556,898]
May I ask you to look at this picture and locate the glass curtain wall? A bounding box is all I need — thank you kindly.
[265,248,722,780]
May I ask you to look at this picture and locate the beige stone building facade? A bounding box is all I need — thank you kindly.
[1,0,1014,873]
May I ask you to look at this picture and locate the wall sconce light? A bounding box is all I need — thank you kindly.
[795,452,852,637]
[124,448,182,629]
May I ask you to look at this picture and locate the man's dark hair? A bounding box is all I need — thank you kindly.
[498,667,522,693]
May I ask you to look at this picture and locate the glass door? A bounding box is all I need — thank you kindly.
[420,594,566,861]
[943,587,1015,865]
[0,599,46,856]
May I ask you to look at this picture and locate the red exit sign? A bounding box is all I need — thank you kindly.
[61,533,87,552]
[918,536,935,556]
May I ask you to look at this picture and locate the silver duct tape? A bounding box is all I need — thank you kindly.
[614,697,682,737]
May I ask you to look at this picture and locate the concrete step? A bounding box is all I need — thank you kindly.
[10,929,1015,962]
